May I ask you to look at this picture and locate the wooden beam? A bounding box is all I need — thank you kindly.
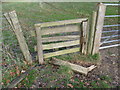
[8,11,32,64]
[35,18,88,27]
[44,47,80,58]
[50,57,97,75]
[42,35,79,43]
[41,24,80,35]
[92,3,106,54]
[43,40,79,50]
[35,26,44,64]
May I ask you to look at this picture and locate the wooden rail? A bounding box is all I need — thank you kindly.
[35,18,88,27]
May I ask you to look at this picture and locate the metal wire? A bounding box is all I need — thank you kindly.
[103,24,120,28]
[102,30,120,33]
[104,4,120,6]
[99,44,120,50]
[105,15,120,17]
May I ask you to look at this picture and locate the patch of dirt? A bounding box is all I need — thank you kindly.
[32,47,119,88]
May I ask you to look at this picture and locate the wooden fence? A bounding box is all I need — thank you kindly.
[3,3,119,65]
[34,18,88,64]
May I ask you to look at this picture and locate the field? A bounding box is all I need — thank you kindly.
[2,2,119,88]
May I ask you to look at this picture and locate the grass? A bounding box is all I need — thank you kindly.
[2,2,119,88]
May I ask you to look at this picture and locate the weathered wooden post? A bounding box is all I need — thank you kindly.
[92,3,106,54]
[87,11,97,54]
[35,25,44,64]
[80,20,88,55]
[4,11,33,64]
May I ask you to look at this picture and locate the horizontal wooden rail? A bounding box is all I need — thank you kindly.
[42,35,80,42]
[44,47,80,58]
[103,24,120,28]
[99,44,120,50]
[43,40,79,50]
[105,15,120,17]
[35,18,88,27]
[102,30,120,33]
[101,35,120,39]
[41,24,80,35]
[104,3,120,6]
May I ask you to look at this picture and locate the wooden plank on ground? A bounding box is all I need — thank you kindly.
[42,35,80,42]
[8,11,32,64]
[44,47,80,58]
[35,18,88,27]
[92,3,106,54]
[51,57,97,75]
[35,26,44,64]
[41,24,80,35]
[43,40,79,50]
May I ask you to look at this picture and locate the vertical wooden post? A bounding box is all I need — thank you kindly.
[80,20,88,55]
[6,11,32,64]
[92,3,106,54]
[87,11,97,54]
[35,26,44,64]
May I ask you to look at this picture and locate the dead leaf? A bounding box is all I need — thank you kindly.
[16,66,20,76]
[10,72,15,76]
[6,80,10,84]
[67,84,73,88]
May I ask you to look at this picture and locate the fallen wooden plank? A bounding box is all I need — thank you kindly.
[7,64,40,88]
[50,57,97,75]
[35,18,88,27]
[43,40,79,50]
[44,47,80,58]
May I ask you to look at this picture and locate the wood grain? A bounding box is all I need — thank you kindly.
[43,40,79,50]
[35,18,88,27]
[8,11,32,64]
[44,47,80,58]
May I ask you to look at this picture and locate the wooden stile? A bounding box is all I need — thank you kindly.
[35,18,89,64]
[92,3,106,54]
[5,11,32,64]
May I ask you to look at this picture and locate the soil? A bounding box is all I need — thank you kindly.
[32,47,119,88]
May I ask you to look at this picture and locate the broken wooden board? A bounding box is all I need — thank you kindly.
[50,57,97,75]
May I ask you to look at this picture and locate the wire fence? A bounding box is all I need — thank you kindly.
[100,3,120,49]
